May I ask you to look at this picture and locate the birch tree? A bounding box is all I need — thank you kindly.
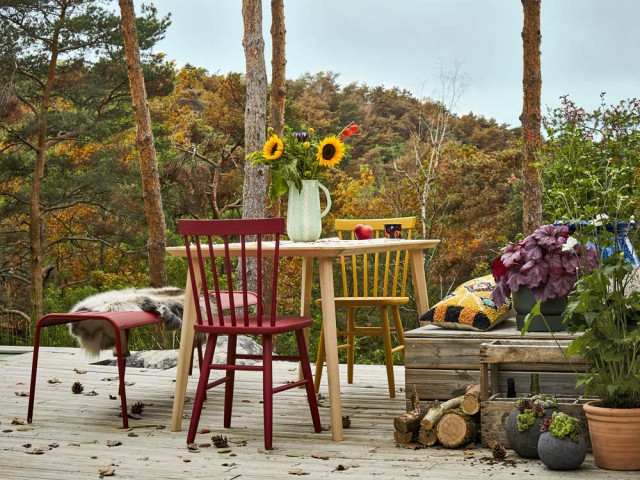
[393,64,466,239]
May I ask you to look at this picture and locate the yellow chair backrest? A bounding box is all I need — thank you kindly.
[334,217,417,299]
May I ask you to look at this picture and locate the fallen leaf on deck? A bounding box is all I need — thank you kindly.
[102,377,118,382]
[183,459,191,463]
[12,418,25,425]
[106,440,122,447]
[311,454,329,460]
[127,433,139,438]
[47,378,61,384]
[25,446,51,455]
[84,390,99,396]
[17,427,34,431]
[241,399,251,403]
[22,443,32,448]
[155,425,166,430]
[49,443,59,448]
[335,463,358,471]
[109,395,117,400]
[16,382,25,385]
[14,392,29,397]
[288,469,310,475]
[2,430,13,433]
[68,442,81,447]
[286,453,302,457]
[74,368,87,374]
[98,466,115,476]
[138,456,148,461]
[198,428,210,434]
[217,449,232,454]
[124,381,135,386]
[199,443,211,448]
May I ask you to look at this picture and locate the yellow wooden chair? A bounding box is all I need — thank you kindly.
[314,216,417,397]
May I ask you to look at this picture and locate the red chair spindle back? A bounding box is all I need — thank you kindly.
[179,218,285,329]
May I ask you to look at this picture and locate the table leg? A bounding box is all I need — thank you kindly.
[318,257,343,441]
[171,270,200,432]
[408,249,429,316]
[299,257,313,381]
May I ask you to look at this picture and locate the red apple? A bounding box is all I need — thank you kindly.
[354,224,373,240]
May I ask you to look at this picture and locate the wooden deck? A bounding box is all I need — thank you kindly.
[0,346,634,479]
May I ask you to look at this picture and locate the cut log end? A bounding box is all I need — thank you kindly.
[418,426,437,446]
[435,411,478,448]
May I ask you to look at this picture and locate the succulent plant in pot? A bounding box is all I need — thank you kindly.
[504,395,557,459]
[490,224,599,331]
[537,412,587,470]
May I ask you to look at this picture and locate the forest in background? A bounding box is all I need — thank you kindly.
[0,2,523,358]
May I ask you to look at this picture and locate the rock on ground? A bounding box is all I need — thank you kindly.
[109,335,263,369]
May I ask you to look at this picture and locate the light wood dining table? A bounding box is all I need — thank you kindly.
[167,237,439,441]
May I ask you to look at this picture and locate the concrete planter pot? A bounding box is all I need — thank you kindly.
[504,406,556,459]
[538,432,587,470]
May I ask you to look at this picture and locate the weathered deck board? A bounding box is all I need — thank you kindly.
[0,347,634,479]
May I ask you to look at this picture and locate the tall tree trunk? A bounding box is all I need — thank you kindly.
[119,0,167,288]
[29,5,65,321]
[269,0,286,137]
[521,0,542,235]
[268,0,286,217]
[241,0,269,290]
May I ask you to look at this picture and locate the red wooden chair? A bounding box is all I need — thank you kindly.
[180,217,321,450]
[27,310,164,429]
[27,291,258,430]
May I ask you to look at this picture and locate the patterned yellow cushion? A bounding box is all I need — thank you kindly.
[420,275,513,331]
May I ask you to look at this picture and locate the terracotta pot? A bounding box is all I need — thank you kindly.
[584,401,640,470]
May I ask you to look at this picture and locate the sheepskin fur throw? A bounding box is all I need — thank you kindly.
[68,287,186,357]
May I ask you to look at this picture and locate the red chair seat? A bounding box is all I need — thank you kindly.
[194,315,313,335]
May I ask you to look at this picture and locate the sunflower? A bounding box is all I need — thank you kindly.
[316,136,345,167]
[263,134,284,160]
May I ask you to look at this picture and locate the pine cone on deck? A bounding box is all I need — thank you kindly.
[492,443,507,461]
[342,416,351,428]
[131,401,145,415]
[71,381,84,394]
[212,435,228,448]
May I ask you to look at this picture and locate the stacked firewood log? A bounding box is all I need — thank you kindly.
[393,385,481,448]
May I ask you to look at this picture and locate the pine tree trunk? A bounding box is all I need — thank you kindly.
[521,0,542,235]
[242,0,269,221]
[119,0,167,288]
[267,0,286,218]
[30,9,65,321]
[241,0,269,291]
[269,0,286,137]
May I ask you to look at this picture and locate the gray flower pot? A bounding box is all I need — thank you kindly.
[538,431,587,470]
[512,287,567,332]
[504,406,557,459]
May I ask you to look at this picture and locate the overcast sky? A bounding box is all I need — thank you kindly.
[149,0,640,128]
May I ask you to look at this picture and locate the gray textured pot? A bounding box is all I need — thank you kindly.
[538,431,587,470]
[512,287,567,332]
[504,406,557,459]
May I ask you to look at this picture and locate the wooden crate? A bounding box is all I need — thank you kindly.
[479,338,586,401]
[403,318,583,411]
[481,394,591,449]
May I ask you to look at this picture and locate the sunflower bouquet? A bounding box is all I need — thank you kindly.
[248,123,359,200]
